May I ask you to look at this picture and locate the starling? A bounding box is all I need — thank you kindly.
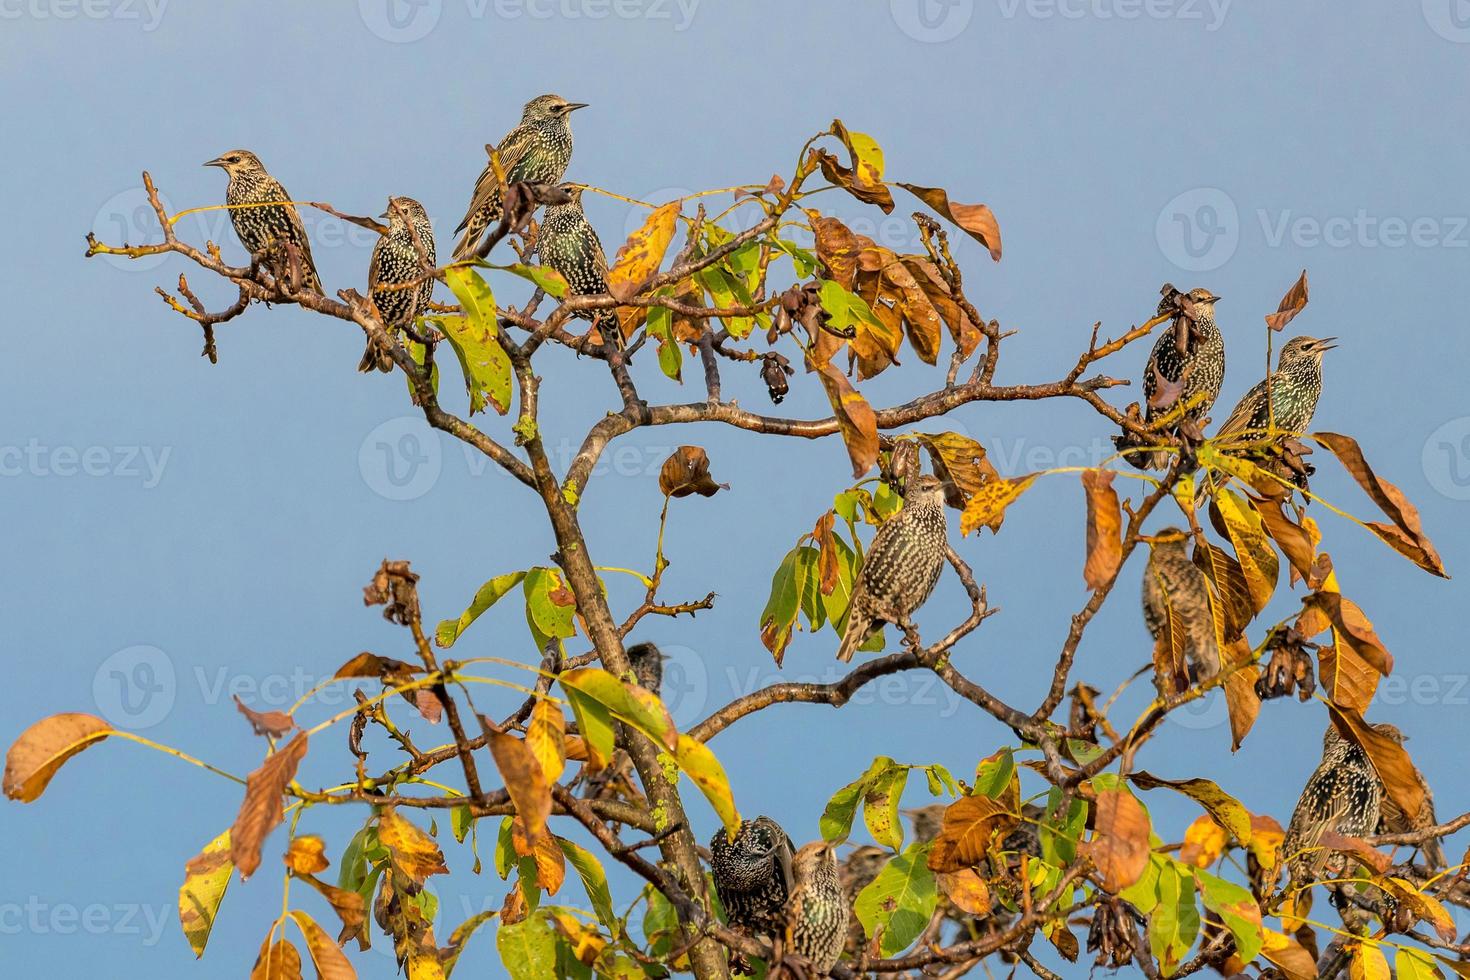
[452,94,587,260]
[1283,724,1383,892]
[625,641,663,696]
[204,149,321,293]
[1216,335,1337,439]
[361,196,436,373]
[838,845,887,956]
[1117,286,1226,469]
[535,184,621,348]
[709,816,794,940]
[836,474,949,662]
[1141,527,1221,694]
[785,840,849,976]
[1371,724,1446,868]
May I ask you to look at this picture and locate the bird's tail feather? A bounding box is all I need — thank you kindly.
[836,616,869,663]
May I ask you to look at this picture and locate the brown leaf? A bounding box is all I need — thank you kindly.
[378,806,449,883]
[959,474,1038,536]
[1253,499,1316,584]
[809,355,879,478]
[287,911,356,980]
[900,256,982,359]
[606,201,679,302]
[896,183,1002,260]
[230,731,309,880]
[235,695,296,739]
[813,511,841,596]
[284,835,329,875]
[295,874,367,948]
[1193,541,1253,646]
[813,120,894,212]
[1264,270,1309,331]
[805,210,864,289]
[936,868,991,916]
[927,794,1018,873]
[1313,432,1447,577]
[1081,470,1123,590]
[1328,704,1426,826]
[1082,788,1152,893]
[1380,877,1457,943]
[332,652,420,681]
[1303,592,1394,700]
[251,936,304,980]
[1313,831,1391,876]
[1223,656,1262,751]
[489,730,552,853]
[919,431,1000,507]
[658,446,728,498]
[512,824,566,897]
[1260,928,1317,980]
[4,712,112,802]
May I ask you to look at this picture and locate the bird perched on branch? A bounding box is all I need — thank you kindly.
[205,149,321,293]
[453,94,587,260]
[1371,724,1446,869]
[361,197,436,373]
[709,816,794,941]
[1141,527,1221,695]
[625,641,664,695]
[1216,335,1337,440]
[535,184,621,349]
[785,840,849,976]
[836,474,949,662]
[1116,285,1226,469]
[1283,724,1382,898]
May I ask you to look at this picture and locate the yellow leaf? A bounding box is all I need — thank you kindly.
[287,910,356,980]
[3,712,113,802]
[378,807,450,883]
[1349,942,1391,980]
[960,474,1038,536]
[283,836,329,875]
[526,701,567,784]
[179,830,233,958]
[1180,815,1227,868]
[607,201,679,302]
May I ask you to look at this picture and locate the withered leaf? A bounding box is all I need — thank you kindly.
[230,731,309,880]
[235,695,296,739]
[251,936,303,980]
[179,830,233,959]
[813,511,841,596]
[809,355,879,478]
[333,652,421,681]
[919,431,999,508]
[896,182,1002,261]
[1313,432,1447,577]
[1082,788,1151,893]
[294,873,367,948]
[284,835,329,875]
[286,910,356,980]
[959,474,1038,536]
[815,120,894,212]
[512,824,566,897]
[3,712,112,803]
[926,794,1017,873]
[1314,830,1390,876]
[1080,470,1123,590]
[936,868,991,916]
[606,200,679,302]
[658,446,728,498]
[805,210,864,289]
[378,807,450,883]
[488,730,552,852]
[1264,270,1309,331]
[1328,704,1425,825]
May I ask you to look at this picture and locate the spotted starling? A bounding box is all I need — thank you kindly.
[836,474,949,662]
[709,816,794,940]
[838,845,887,956]
[1117,286,1226,469]
[360,197,436,373]
[1142,527,1221,694]
[1216,335,1337,439]
[1371,724,1446,868]
[785,841,849,976]
[536,184,621,348]
[626,641,663,696]
[1284,724,1383,892]
[453,94,586,260]
[204,149,321,293]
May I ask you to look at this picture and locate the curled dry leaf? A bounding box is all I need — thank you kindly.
[896,182,1002,261]
[1082,788,1152,893]
[333,652,421,681]
[488,730,552,851]
[287,911,357,980]
[235,695,296,739]
[284,835,330,875]
[4,712,112,802]
[926,794,1017,873]
[1313,432,1447,578]
[230,731,310,880]
[607,200,680,302]
[251,935,303,980]
[1328,704,1426,824]
[1264,269,1309,331]
[935,868,990,916]
[378,806,450,884]
[657,446,728,498]
[808,355,879,478]
[294,873,367,948]
[1081,470,1123,590]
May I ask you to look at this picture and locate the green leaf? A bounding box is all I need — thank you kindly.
[436,570,528,648]
[818,279,885,334]
[759,546,807,663]
[645,303,683,382]
[1041,787,1087,868]
[854,841,938,957]
[641,886,679,958]
[559,668,676,750]
[1195,868,1262,964]
[497,909,559,980]
[562,687,615,771]
[437,267,512,416]
[1399,948,1445,980]
[1119,852,1167,916]
[1147,860,1199,977]
[491,262,569,297]
[557,838,615,931]
[451,804,474,844]
[407,336,439,401]
[494,816,517,880]
[864,765,909,851]
[925,764,958,798]
[773,238,817,279]
[819,533,858,635]
[795,545,826,632]
[178,830,233,958]
[974,748,1016,799]
[524,567,577,649]
[821,756,897,843]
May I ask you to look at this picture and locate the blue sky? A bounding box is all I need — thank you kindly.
[4,1,1470,976]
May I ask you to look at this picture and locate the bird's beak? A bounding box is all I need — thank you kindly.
[1314,337,1339,352]
[565,102,589,113]
[1205,292,1222,303]
[203,157,226,168]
